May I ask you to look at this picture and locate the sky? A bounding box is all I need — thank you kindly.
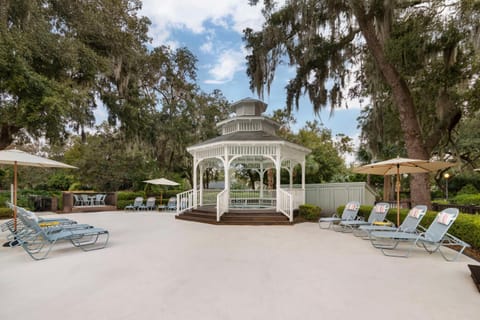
[131,0,363,161]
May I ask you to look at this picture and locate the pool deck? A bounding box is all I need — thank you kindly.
[1,211,479,320]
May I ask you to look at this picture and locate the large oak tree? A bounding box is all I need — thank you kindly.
[244,0,480,207]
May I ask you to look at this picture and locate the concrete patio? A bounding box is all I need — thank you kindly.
[1,211,478,320]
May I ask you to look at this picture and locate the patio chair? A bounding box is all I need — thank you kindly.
[357,205,428,239]
[338,202,390,232]
[125,197,144,210]
[81,194,93,206]
[370,208,470,261]
[14,205,109,260]
[140,197,156,211]
[318,201,360,229]
[94,194,106,206]
[166,197,177,211]
[73,194,83,206]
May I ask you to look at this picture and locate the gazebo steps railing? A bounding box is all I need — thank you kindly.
[175,207,292,225]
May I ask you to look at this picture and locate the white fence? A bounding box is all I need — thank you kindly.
[300,182,376,214]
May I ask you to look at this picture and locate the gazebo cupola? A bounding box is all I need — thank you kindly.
[182,97,311,222]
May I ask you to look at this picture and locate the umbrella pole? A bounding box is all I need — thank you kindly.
[3,162,19,247]
[13,161,17,231]
[396,165,400,227]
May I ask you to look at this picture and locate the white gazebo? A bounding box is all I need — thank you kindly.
[177,97,311,222]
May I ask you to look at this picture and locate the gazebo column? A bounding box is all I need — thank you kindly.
[223,147,230,203]
[199,164,204,207]
[275,149,281,212]
[301,160,306,204]
[260,162,264,198]
[193,154,198,208]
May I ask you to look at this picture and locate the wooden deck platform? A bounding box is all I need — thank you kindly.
[175,206,292,225]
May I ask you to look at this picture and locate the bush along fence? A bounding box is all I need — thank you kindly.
[336,205,480,250]
[432,203,480,215]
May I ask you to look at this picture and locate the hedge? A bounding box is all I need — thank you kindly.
[298,204,322,221]
[337,205,480,250]
[0,207,13,219]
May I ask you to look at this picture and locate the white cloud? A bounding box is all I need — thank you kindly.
[141,0,265,46]
[204,47,246,84]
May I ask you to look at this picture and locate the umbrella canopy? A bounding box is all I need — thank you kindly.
[0,149,77,233]
[352,157,454,175]
[143,178,179,186]
[352,157,455,226]
[0,149,78,168]
[144,178,179,206]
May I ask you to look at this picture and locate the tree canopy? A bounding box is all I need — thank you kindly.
[244,0,480,207]
[0,0,151,148]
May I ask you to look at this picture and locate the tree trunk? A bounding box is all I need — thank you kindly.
[0,124,19,150]
[352,4,431,208]
[383,175,391,202]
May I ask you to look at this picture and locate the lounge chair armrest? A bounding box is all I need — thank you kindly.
[417,225,427,232]
[442,232,471,248]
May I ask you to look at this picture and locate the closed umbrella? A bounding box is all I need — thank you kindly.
[143,178,179,206]
[352,157,455,226]
[0,149,77,236]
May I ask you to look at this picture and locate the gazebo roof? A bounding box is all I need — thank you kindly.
[186,97,311,157]
[187,130,311,154]
[189,131,285,148]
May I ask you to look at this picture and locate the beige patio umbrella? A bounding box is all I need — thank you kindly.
[0,149,77,232]
[143,178,179,205]
[352,157,455,226]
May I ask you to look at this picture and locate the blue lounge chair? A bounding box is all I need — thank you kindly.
[125,197,144,210]
[357,205,427,239]
[318,201,360,229]
[140,197,156,211]
[14,205,109,260]
[370,208,470,261]
[338,202,390,232]
[166,197,177,211]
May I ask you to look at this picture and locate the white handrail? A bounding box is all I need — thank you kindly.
[278,188,293,222]
[177,190,194,213]
[216,189,229,222]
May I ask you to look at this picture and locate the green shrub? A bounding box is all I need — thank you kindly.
[117,199,133,210]
[298,204,322,221]
[116,191,145,201]
[457,184,479,195]
[0,207,13,219]
[451,194,480,205]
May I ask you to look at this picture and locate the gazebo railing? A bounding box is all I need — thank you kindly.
[278,188,293,222]
[217,189,229,222]
[229,189,276,208]
[177,190,194,214]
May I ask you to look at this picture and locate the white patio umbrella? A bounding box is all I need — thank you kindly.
[143,178,179,205]
[352,157,455,226]
[0,149,77,232]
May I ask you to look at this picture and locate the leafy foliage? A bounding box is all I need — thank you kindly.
[0,0,151,148]
[298,204,322,221]
[245,0,480,207]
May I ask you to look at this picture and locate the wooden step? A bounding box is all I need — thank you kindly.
[175,208,292,226]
